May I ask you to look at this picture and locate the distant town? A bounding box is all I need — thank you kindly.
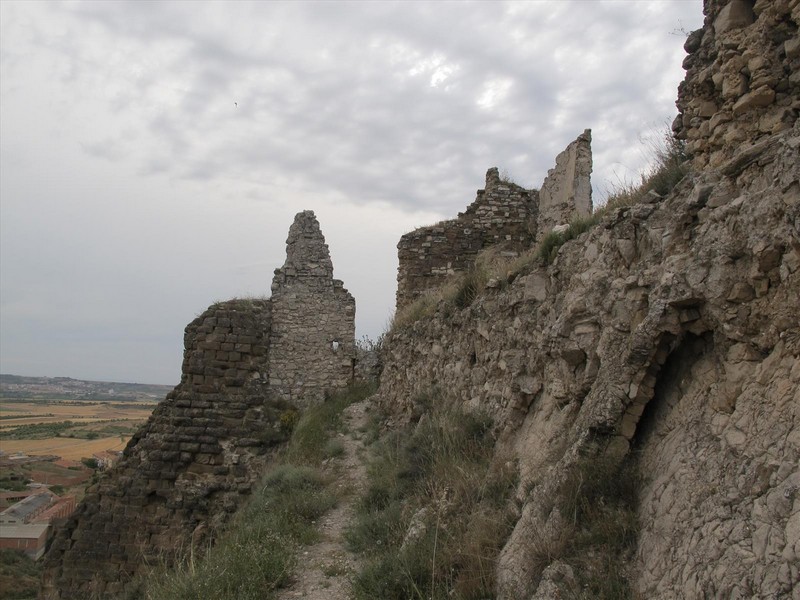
[0,374,173,402]
[0,374,165,583]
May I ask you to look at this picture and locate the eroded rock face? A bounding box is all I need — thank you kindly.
[675,0,799,168]
[379,123,799,597]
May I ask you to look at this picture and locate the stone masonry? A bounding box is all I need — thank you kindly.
[675,0,799,168]
[536,129,593,235]
[40,299,284,599]
[40,211,356,599]
[269,210,356,408]
[396,168,536,310]
[395,131,592,311]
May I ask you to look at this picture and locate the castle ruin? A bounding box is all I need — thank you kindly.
[396,130,592,310]
[41,211,356,599]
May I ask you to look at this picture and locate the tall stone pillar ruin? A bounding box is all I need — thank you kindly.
[269,210,356,408]
[536,128,593,236]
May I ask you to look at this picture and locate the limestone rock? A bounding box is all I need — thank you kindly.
[714,0,754,34]
[675,0,799,168]
[537,129,593,238]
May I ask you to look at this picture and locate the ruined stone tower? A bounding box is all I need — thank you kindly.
[269,211,356,408]
[40,211,356,599]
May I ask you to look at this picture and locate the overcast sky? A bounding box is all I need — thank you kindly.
[0,0,704,385]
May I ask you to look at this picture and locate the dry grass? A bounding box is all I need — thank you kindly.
[527,455,642,599]
[347,402,518,599]
[597,129,689,215]
[0,436,131,461]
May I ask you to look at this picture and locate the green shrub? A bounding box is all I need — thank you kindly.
[3,420,76,440]
[0,549,40,600]
[535,214,601,265]
[143,382,376,600]
[287,381,375,464]
[81,458,99,470]
[322,438,345,459]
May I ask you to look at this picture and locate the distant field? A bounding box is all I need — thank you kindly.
[0,436,131,461]
[0,399,155,461]
[0,401,155,427]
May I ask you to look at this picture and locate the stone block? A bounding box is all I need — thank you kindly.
[733,87,777,116]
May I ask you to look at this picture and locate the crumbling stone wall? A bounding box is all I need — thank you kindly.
[269,211,356,408]
[675,0,799,168]
[395,131,592,311]
[41,299,290,599]
[41,211,356,598]
[536,129,593,235]
[396,168,536,309]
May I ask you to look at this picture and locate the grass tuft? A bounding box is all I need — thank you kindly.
[599,129,689,214]
[347,400,518,600]
[528,454,642,599]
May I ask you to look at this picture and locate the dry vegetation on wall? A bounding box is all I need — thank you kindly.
[346,395,518,600]
[600,130,689,213]
[530,455,642,599]
[127,383,375,600]
[391,131,689,331]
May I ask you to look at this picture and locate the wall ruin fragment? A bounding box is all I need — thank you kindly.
[395,130,592,311]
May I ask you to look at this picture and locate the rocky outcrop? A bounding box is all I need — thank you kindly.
[395,131,592,311]
[675,0,799,168]
[380,121,799,597]
[382,4,799,595]
[40,211,356,599]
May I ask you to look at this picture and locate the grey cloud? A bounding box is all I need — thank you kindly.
[1,0,704,384]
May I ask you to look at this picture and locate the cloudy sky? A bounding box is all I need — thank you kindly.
[0,0,704,385]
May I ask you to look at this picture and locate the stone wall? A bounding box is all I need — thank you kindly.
[395,131,592,311]
[379,121,800,597]
[41,299,289,599]
[675,0,799,168]
[536,129,593,235]
[395,168,535,310]
[41,211,356,598]
[269,211,356,408]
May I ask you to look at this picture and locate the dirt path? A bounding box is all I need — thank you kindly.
[277,399,371,599]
